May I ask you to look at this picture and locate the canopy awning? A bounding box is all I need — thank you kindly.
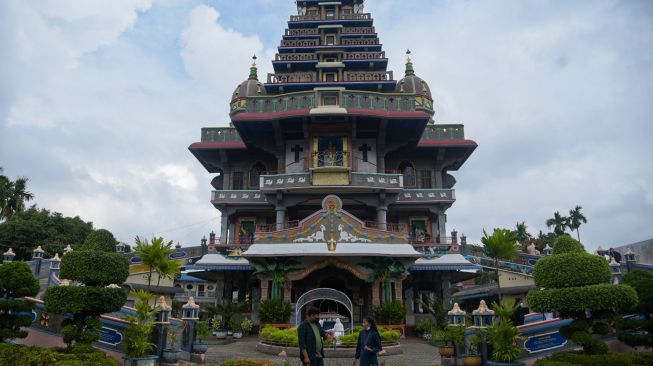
[411,254,482,271]
[185,254,255,271]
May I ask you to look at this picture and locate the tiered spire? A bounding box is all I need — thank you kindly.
[249,54,258,80]
[405,49,415,76]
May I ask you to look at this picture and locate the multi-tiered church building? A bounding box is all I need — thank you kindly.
[188,0,478,326]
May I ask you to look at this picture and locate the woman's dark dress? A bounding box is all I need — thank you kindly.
[355,328,382,366]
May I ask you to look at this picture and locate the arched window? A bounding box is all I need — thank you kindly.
[249,163,266,188]
[398,161,415,187]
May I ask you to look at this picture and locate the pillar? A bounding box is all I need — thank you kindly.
[376,206,387,230]
[372,280,381,306]
[224,272,233,301]
[220,214,228,244]
[437,213,446,242]
[441,274,452,308]
[275,206,286,230]
[260,278,270,301]
[394,279,403,303]
[283,281,292,303]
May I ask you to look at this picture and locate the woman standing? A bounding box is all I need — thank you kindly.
[353,315,382,366]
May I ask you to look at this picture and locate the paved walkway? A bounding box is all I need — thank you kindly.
[204,336,442,366]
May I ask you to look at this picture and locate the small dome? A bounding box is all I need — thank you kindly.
[231,55,266,101]
[395,50,432,99]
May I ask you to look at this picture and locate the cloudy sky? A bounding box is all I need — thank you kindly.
[1,0,651,251]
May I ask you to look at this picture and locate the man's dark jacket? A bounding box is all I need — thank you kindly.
[297,319,326,364]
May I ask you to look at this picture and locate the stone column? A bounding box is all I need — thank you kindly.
[437,213,447,242]
[275,206,286,230]
[394,279,403,303]
[215,273,225,301]
[441,274,452,308]
[283,281,292,303]
[260,278,270,301]
[220,214,228,244]
[376,206,388,230]
[372,280,381,306]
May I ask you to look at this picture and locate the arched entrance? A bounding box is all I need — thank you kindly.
[295,288,354,331]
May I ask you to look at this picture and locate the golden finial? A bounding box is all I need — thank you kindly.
[252,54,257,67]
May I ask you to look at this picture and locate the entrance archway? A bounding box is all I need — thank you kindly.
[295,288,354,330]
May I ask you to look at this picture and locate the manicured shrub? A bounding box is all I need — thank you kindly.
[621,269,653,314]
[80,229,117,252]
[552,235,584,255]
[0,343,120,366]
[533,252,611,289]
[527,283,638,317]
[534,351,653,366]
[374,300,407,324]
[59,250,129,286]
[0,261,40,342]
[258,299,292,324]
[571,331,608,355]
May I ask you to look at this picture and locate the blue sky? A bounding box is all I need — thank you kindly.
[1,0,652,251]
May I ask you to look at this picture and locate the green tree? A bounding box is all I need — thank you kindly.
[513,221,532,251]
[621,270,653,316]
[134,236,176,290]
[0,207,93,260]
[252,259,301,301]
[44,250,129,346]
[0,169,34,222]
[81,229,118,252]
[481,228,519,301]
[567,205,587,243]
[546,211,568,236]
[360,257,410,304]
[124,290,157,358]
[0,261,40,342]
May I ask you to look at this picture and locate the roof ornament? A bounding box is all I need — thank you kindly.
[249,54,258,80]
[405,49,415,76]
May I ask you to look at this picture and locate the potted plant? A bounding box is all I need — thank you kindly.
[193,320,211,354]
[232,325,243,339]
[123,290,159,366]
[212,319,228,339]
[240,318,253,336]
[205,300,247,336]
[161,324,181,364]
[486,300,523,366]
[463,334,482,366]
[437,325,465,358]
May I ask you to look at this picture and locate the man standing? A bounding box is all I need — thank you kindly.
[297,306,333,366]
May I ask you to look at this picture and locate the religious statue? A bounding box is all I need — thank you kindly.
[414,228,426,243]
[527,243,541,255]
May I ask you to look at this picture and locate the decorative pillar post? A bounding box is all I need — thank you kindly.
[181,297,200,353]
[472,300,495,366]
[542,244,553,256]
[3,248,15,262]
[275,206,286,230]
[460,234,467,255]
[48,253,61,286]
[372,280,381,306]
[376,206,387,230]
[451,230,458,244]
[155,296,171,359]
[610,256,622,284]
[624,247,636,272]
[32,245,44,275]
[116,241,126,253]
[448,303,467,363]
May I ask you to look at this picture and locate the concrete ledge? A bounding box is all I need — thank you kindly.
[256,342,403,358]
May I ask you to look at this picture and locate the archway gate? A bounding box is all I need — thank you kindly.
[294,288,354,330]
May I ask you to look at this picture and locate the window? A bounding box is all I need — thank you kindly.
[324,72,337,82]
[398,161,415,187]
[325,35,336,46]
[232,171,244,190]
[249,163,266,188]
[326,9,335,19]
[322,95,338,106]
[418,170,433,189]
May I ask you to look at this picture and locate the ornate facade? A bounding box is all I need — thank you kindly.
[188,0,478,325]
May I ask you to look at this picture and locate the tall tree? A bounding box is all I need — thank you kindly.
[481,228,519,301]
[567,205,587,243]
[513,221,532,251]
[0,174,34,222]
[133,236,176,290]
[546,211,568,236]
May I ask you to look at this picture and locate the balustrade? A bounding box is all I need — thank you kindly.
[344,70,392,81]
[244,93,316,113]
[342,91,414,112]
[285,28,319,36]
[201,127,242,143]
[267,72,317,84]
[342,27,375,34]
[281,39,320,47]
[364,221,406,232]
[275,53,318,61]
[420,124,465,140]
[341,38,379,46]
[343,51,385,60]
[290,13,371,22]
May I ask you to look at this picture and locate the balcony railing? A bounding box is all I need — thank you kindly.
[343,71,392,81]
[364,221,406,232]
[267,72,317,84]
[342,26,375,34]
[256,220,300,233]
[201,127,242,143]
[410,236,457,245]
[230,90,434,116]
[396,189,456,203]
[420,124,465,140]
[275,53,318,61]
[211,190,268,204]
[341,38,379,46]
[285,28,319,36]
[280,39,320,47]
[343,51,385,60]
[290,13,371,22]
[314,151,348,167]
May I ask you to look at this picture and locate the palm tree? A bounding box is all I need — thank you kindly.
[360,257,410,304]
[134,236,176,290]
[252,259,301,300]
[0,175,34,221]
[513,221,531,250]
[545,211,568,236]
[481,228,519,301]
[155,257,182,288]
[568,205,587,243]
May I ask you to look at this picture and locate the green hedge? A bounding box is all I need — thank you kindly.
[533,252,611,289]
[534,351,653,366]
[0,343,120,366]
[258,299,292,324]
[80,229,117,252]
[60,250,129,286]
[44,286,127,316]
[527,284,637,315]
[552,236,585,255]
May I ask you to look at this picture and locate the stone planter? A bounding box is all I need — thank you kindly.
[122,355,158,366]
[233,331,243,339]
[214,329,228,339]
[463,355,482,366]
[161,349,182,363]
[227,330,233,336]
[438,345,455,358]
[193,342,209,354]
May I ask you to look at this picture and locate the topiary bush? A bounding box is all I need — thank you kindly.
[552,235,585,255]
[0,261,40,342]
[258,299,292,324]
[527,283,638,317]
[533,252,611,289]
[374,300,407,324]
[0,343,120,366]
[80,229,118,252]
[59,250,129,286]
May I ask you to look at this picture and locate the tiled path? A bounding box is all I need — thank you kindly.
[204,337,443,366]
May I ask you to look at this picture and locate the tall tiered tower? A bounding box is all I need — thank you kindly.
[189,0,478,324]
